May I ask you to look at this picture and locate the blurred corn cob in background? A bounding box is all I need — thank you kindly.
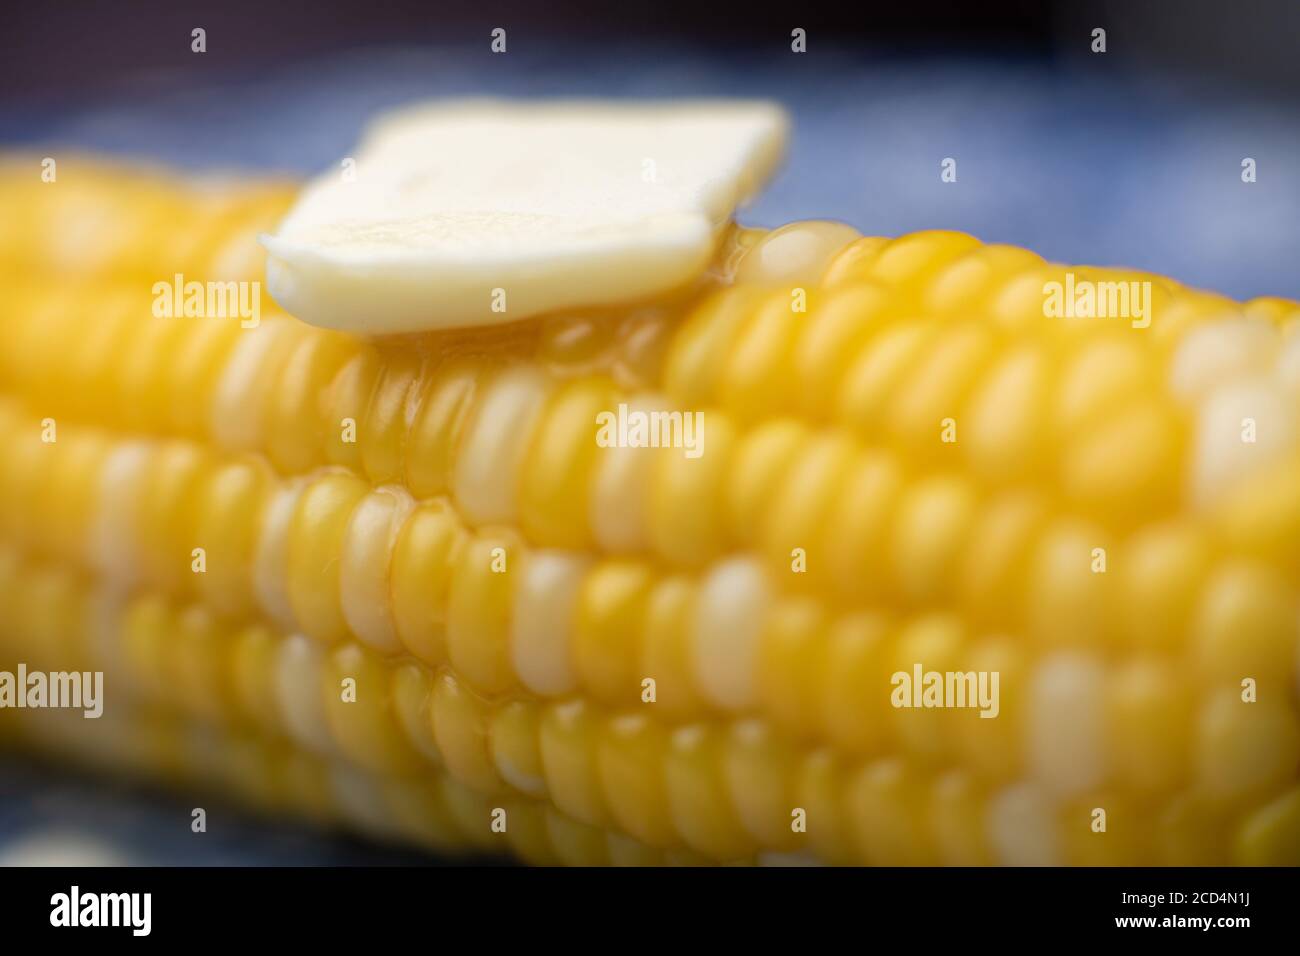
[1,156,1298,866]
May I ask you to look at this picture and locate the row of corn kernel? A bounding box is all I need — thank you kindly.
[4,214,1296,520]
[2,509,1289,816]
[0,402,1295,723]
[4,545,1296,864]
[5,394,1296,677]
[0,296,312,441]
[6,637,1297,867]
[0,157,294,283]
[0,551,736,861]
[3,270,1294,566]
[0,238,1268,498]
[0,695,712,866]
[670,289,1286,514]
[0,552,728,862]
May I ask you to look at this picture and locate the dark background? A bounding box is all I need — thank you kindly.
[4,1,1300,100]
[1,0,1297,864]
[4,0,1299,103]
[2,0,1297,299]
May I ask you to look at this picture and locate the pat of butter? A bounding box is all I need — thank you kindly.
[263,99,789,334]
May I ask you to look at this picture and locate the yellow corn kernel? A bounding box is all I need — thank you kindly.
[792,284,890,420]
[322,642,423,775]
[116,315,192,433]
[690,557,770,713]
[1115,521,1213,651]
[846,759,938,865]
[403,358,482,498]
[265,331,358,474]
[1192,561,1296,693]
[382,778,467,854]
[820,613,894,755]
[118,596,173,703]
[445,528,522,695]
[793,750,855,865]
[596,712,677,847]
[664,723,756,861]
[489,698,547,798]
[1106,658,1192,794]
[390,499,464,667]
[519,378,615,548]
[1061,401,1182,521]
[606,831,666,867]
[1024,518,1114,646]
[664,287,768,409]
[499,797,562,866]
[339,486,413,654]
[647,411,736,568]
[925,245,1045,317]
[930,771,992,865]
[1195,690,1300,805]
[137,442,211,595]
[724,417,809,546]
[274,634,334,756]
[723,719,802,851]
[888,615,967,766]
[954,638,1026,782]
[210,318,306,454]
[510,549,588,697]
[637,574,706,720]
[166,607,233,725]
[837,322,935,437]
[963,345,1052,480]
[756,598,829,739]
[544,806,612,866]
[760,432,856,592]
[166,320,242,438]
[1156,792,1230,865]
[430,669,503,794]
[538,699,611,828]
[452,364,552,526]
[285,470,369,643]
[819,235,891,287]
[228,623,284,735]
[1213,450,1300,573]
[888,322,997,457]
[390,661,444,766]
[733,220,861,287]
[850,230,983,295]
[890,475,977,605]
[574,560,655,707]
[322,346,381,470]
[436,776,500,851]
[1060,793,1153,866]
[1233,785,1300,865]
[42,430,111,564]
[194,456,272,620]
[719,291,804,425]
[359,351,421,484]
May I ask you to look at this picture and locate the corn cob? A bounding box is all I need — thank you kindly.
[1,158,1299,867]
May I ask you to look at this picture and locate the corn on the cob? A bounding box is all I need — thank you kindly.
[1,157,1299,867]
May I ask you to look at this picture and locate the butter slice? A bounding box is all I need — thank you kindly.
[263,99,788,334]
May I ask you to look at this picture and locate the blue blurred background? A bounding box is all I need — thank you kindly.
[0,0,1297,864]
[4,0,1298,300]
